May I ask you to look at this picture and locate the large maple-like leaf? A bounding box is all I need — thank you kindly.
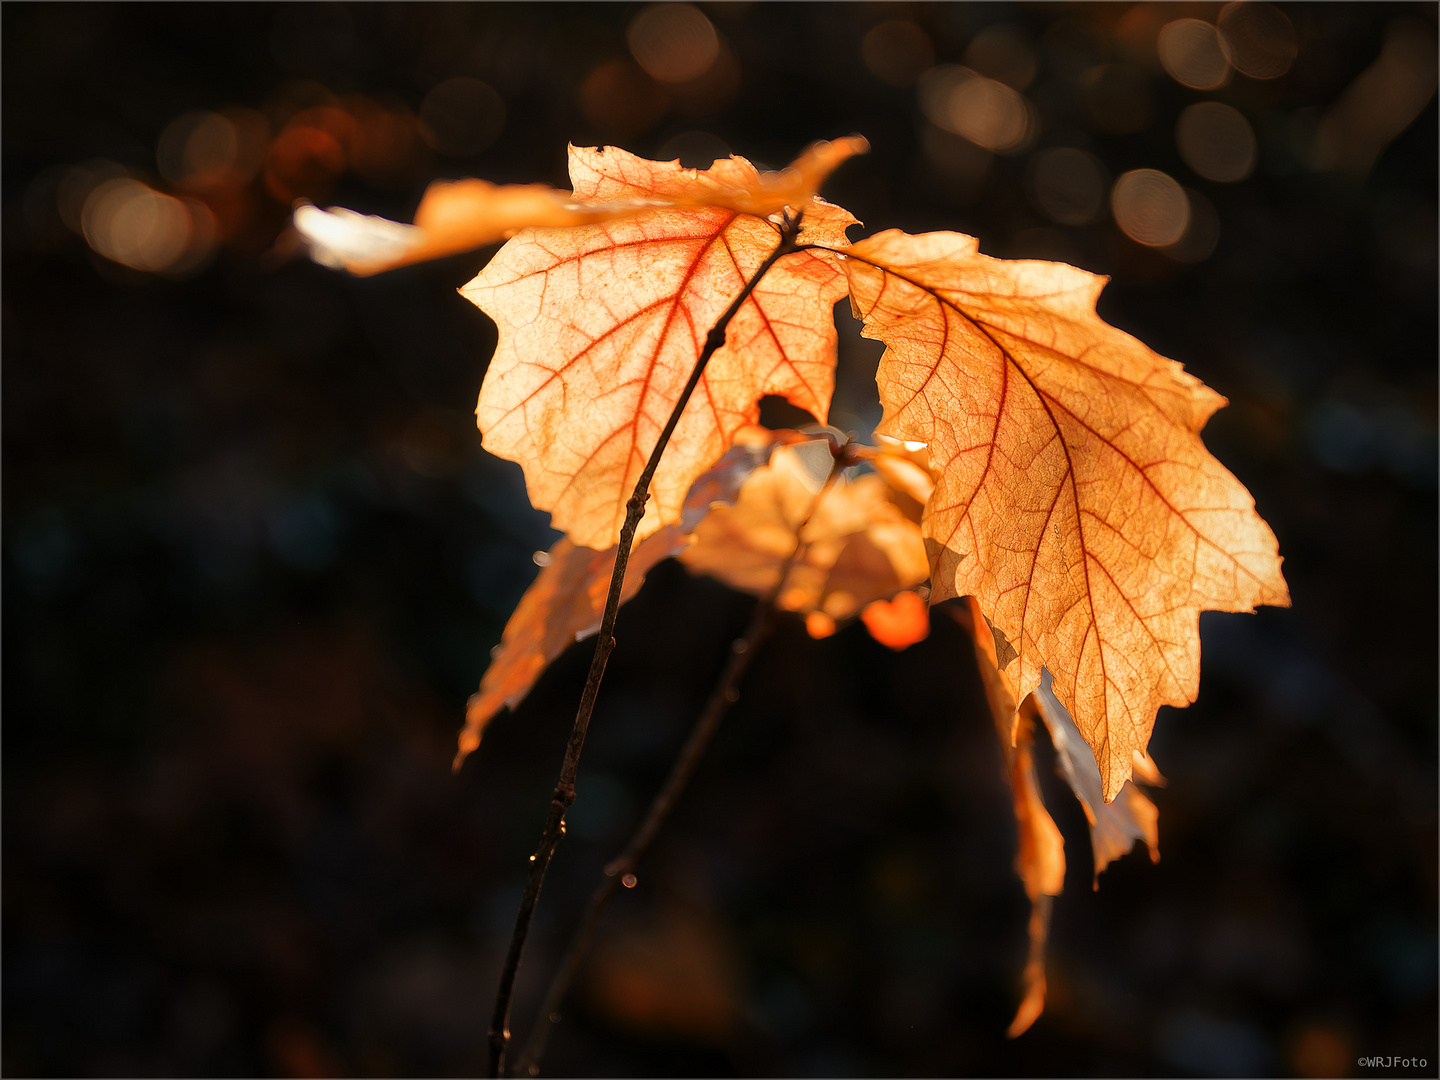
[462,142,863,551]
[841,231,1290,799]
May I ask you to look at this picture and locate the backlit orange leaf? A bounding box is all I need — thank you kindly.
[455,429,782,767]
[842,230,1290,799]
[295,135,870,279]
[295,179,645,276]
[678,439,929,625]
[464,142,864,550]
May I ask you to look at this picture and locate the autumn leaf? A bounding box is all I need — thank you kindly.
[968,600,1065,1038]
[455,527,687,768]
[1033,669,1160,885]
[463,141,865,551]
[678,438,930,628]
[295,135,871,278]
[295,178,650,276]
[455,428,782,767]
[961,594,1164,1034]
[841,230,1290,799]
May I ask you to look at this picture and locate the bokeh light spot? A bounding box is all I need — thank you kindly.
[264,124,345,203]
[419,78,505,159]
[1177,102,1256,183]
[1028,147,1108,225]
[1217,2,1298,80]
[347,99,426,188]
[56,159,128,234]
[1158,19,1232,91]
[962,25,1036,91]
[158,109,268,191]
[861,19,934,87]
[1289,1025,1354,1080]
[81,177,215,273]
[1111,168,1189,247]
[627,4,719,84]
[578,59,667,139]
[919,66,1030,153]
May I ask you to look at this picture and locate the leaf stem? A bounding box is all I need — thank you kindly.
[485,211,805,1078]
[511,448,849,1077]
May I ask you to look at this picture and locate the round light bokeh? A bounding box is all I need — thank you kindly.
[418,77,505,158]
[919,66,1031,154]
[1158,19,1232,91]
[82,177,216,274]
[627,4,719,84]
[1217,1,1298,80]
[1111,169,1190,247]
[862,20,934,87]
[1177,102,1257,183]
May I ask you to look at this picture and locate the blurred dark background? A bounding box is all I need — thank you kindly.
[4,3,1436,1077]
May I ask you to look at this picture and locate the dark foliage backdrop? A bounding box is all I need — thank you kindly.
[4,3,1435,1077]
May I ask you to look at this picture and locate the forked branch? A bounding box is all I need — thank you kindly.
[485,211,805,1078]
[512,442,852,1076]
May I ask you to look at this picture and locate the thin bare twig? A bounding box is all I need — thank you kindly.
[511,441,853,1077]
[485,212,805,1078]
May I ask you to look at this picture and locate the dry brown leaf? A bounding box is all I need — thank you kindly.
[1034,669,1160,885]
[454,528,686,768]
[678,439,929,623]
[1006,731,1064,1040]
[464,142,865,550]
[966,597,1064,1038]
[963,593,1163,1032]
[842,230,1290,799]
[455,428,783,766]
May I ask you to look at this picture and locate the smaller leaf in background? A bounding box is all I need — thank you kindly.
[294,179,653,276]
[678,439,929,630]
[860,435,936,514]
[861,589,931,650]
[962,594,1163,1033]
[1034,668,1160,885]
[1006,721,1065,1039]
[455,528,686,768]
[965,595,1065,1038]
[455,429,783,766]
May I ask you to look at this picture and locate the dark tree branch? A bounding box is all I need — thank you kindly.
[512,442,852,1077]
[486,211,805,1078]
